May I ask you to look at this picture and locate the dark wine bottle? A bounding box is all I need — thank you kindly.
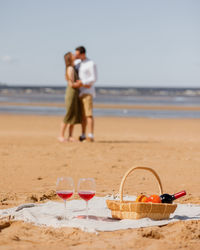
[160,190,186,204]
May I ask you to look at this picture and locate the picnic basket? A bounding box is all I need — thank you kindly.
[106,166,177,220]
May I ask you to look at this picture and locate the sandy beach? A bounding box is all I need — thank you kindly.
[0,114,200,249]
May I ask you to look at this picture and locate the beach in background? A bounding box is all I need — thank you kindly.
[1,86,200,118]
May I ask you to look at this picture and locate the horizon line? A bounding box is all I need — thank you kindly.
[1,84,200,90]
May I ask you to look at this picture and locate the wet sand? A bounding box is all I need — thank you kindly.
[1,101,200,110]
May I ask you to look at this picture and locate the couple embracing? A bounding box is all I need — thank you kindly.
[58,46,97,143]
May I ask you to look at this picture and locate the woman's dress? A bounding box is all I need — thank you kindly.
[63,67,82,124]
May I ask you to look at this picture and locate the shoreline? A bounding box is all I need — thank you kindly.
[1,101,200,111]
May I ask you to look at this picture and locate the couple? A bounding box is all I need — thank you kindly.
[58,46,97,143]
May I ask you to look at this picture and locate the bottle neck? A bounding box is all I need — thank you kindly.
[173,191,186,200]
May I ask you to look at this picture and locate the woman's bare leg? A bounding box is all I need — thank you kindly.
[58,122,68,142]
[68,124,76,142]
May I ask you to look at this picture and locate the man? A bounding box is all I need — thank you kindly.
[75,46,97,142]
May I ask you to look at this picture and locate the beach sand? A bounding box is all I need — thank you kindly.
[0,114,200,249]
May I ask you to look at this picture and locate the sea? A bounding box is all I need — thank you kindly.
[0,85,200,118]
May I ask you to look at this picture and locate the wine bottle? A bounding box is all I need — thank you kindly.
[160,190,186,204]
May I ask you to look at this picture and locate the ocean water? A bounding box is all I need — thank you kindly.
[0,86,200,118]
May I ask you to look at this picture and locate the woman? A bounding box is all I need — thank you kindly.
[58,52,82,142]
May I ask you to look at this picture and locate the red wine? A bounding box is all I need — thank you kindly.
[78,191,95,201]
[160,190,186,204]
[56,190,73,200]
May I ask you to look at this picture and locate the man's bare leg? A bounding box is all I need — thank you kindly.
[87,116,94,134]
[87,116,94,141]
[79,116,87,141]
[82,116,87,135]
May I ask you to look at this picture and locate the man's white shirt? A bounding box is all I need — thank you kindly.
[76,58,97,98]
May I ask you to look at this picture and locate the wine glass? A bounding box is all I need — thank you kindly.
[56,177,74,220]
[77,178,96,221]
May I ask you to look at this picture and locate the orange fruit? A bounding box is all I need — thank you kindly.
[147,194,161,203]
[136,194,148,202]
[141,196,148,202]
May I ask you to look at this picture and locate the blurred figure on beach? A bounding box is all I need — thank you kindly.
[58,52,82,142]
[75,46,97,142]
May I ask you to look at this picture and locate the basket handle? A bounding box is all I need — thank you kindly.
[119,167,163,202]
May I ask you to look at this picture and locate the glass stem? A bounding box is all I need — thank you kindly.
[86,201,89,220]
[64,200,67,220]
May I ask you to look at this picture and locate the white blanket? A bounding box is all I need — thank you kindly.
[0,196,200,233]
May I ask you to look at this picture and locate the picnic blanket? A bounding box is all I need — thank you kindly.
[0,196,200,233]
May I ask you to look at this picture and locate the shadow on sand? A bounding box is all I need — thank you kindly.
[96,140,160,144]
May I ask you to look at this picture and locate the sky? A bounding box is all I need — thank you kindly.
[0,0,200,87]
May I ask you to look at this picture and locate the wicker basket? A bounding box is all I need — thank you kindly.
[106,167,177,220]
